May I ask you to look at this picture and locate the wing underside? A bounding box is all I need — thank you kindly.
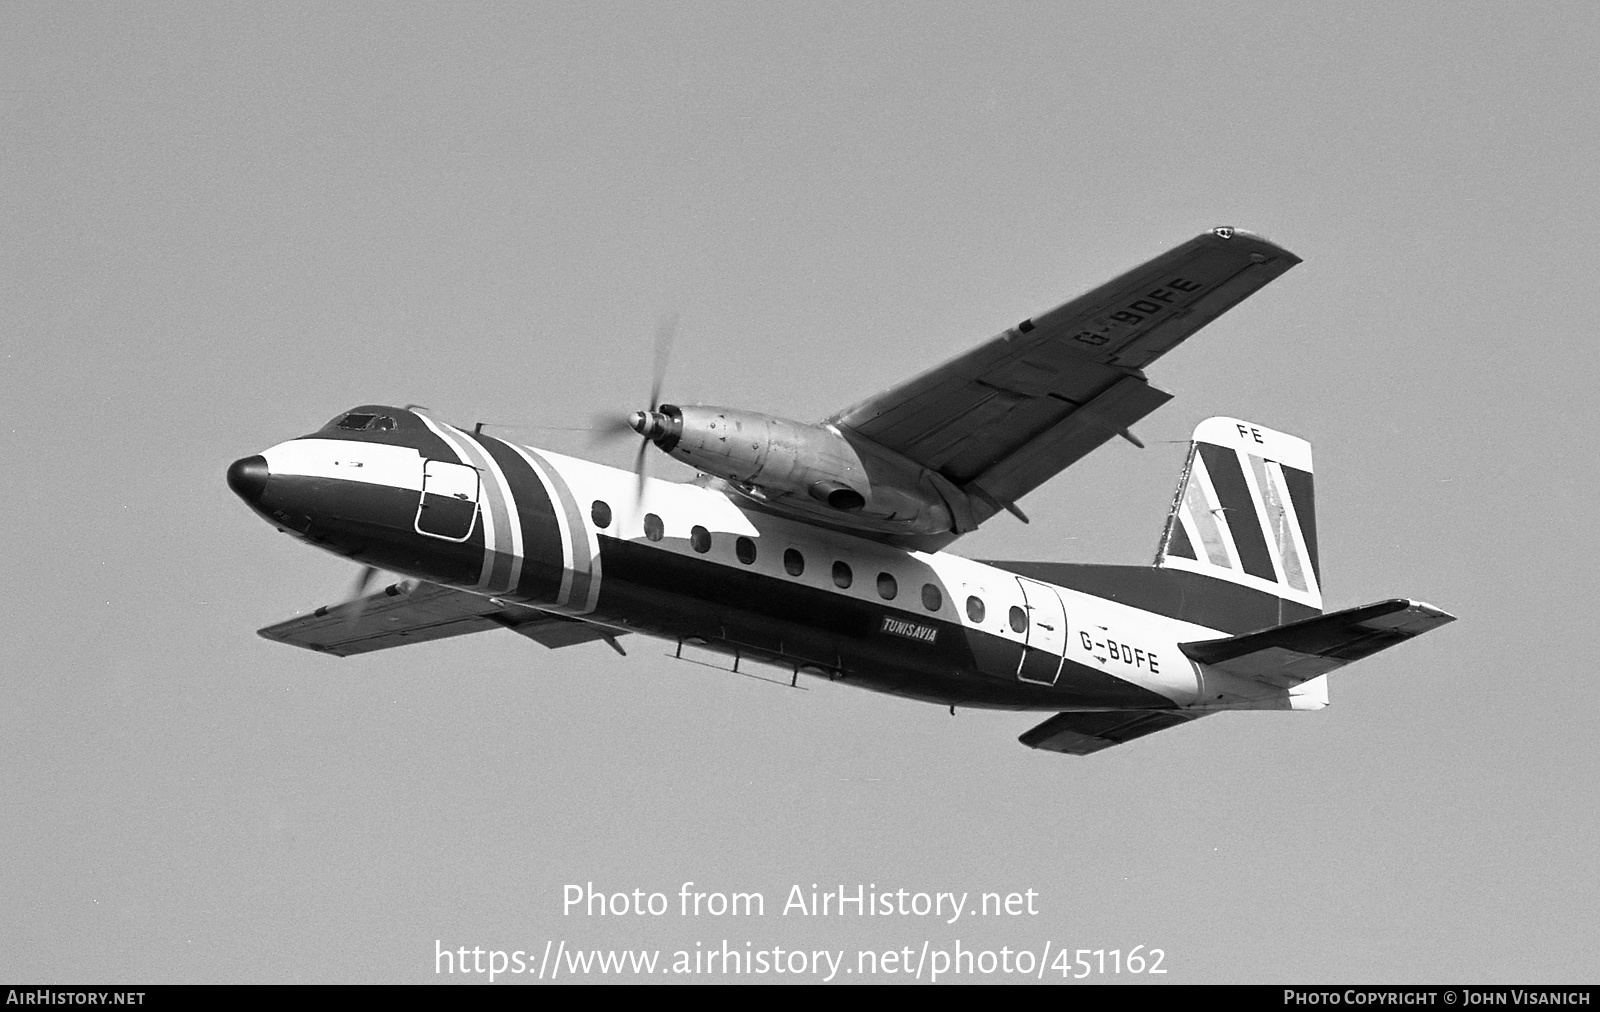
[832,228,1301,528]
[257,580,619,657]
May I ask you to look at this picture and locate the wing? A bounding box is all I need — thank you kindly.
[1019,710,1209,756]
[830,228,1301,522]
[257,579,622,657]
[1179,598,1455,689]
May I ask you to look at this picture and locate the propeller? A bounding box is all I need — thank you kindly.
[589,315,679,506]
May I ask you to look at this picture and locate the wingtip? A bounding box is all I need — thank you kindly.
[1406,600,1458,624]
[1204,225,1302,265]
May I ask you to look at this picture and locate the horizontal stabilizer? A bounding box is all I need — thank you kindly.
[1179,598,1455,688]
[258,580,620,657]
[1019,709,1208,756]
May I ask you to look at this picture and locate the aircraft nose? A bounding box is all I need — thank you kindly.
[227,455,270,505]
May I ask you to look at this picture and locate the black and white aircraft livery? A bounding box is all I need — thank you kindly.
[227,227,1453,756]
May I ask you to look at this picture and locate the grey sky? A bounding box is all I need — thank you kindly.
[3,2,1596,983]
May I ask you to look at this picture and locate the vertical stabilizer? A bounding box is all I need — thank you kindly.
[1156,417,1321,612]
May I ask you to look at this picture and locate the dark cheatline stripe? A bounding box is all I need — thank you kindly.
[1281,465,1318,584]
[591,537,1173,710]
[1164,519,1197,561]
[472,434,564,603]
[270,475,485,588]
[1197,443,1275,582]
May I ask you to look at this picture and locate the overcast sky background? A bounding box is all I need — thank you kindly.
[4,2,1597,984]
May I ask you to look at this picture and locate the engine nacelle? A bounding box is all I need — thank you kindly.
[634,405,866,507]
[629,405,965,535]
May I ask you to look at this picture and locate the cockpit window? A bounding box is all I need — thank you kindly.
[333,413,397,431]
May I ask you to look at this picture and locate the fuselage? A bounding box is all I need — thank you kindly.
[228,405,1268,713]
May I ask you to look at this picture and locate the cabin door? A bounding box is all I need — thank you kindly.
[415,459,480,541]
[1015,577,1067,686]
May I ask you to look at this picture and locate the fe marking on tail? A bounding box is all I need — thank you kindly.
[1157,417,1322,612]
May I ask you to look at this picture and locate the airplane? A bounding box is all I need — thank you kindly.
[226,226,1453,756]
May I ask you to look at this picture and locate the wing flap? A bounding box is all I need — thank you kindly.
[1019,709,1208,756]
[1179,599,1455,688]
[257,580,617,657]
[967,375,1172,505]
[502,615,620,650]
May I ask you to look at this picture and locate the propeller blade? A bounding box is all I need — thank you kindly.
[649,314,677,411]
[596,314,678,502]
[588,413,641,442]
[343,565,381,628]
[633,435,650,507]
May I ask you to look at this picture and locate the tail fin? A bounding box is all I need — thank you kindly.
[1156,417,1322,612]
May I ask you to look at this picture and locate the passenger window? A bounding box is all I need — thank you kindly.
[690,526,711,553]
[337,413,376,430]
[966,596,986,623]
[591,500,612,529]
[877,572,898,600]
[735,537,757,565]
[373,416,396,431]
[783,548,805,577]
[921,584,942,611]
[1009,606,1027,634]
[643,513,664,542]
[832,561,853,589]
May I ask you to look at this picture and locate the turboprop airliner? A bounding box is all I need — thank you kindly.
[226,227,1453,755]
